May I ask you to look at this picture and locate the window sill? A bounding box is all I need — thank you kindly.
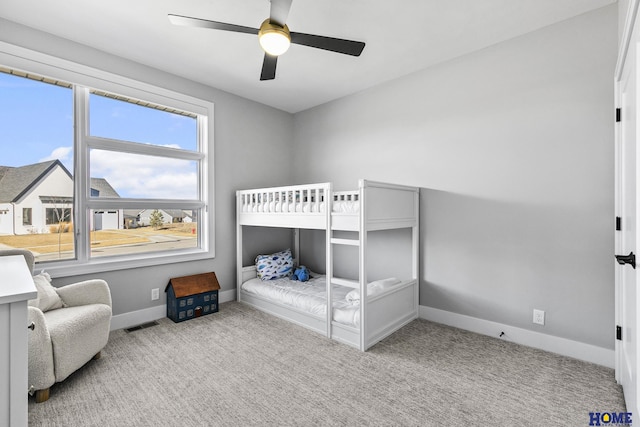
[38,249,214,279]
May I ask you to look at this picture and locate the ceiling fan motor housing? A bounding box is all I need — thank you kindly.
[258,19,291,56]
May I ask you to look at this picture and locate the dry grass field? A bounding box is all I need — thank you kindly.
[0,223,197,254]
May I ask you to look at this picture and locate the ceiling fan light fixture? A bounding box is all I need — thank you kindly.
[258,19,291,56]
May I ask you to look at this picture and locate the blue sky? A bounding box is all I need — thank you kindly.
[0,73,73,168]
[0,71,198,199]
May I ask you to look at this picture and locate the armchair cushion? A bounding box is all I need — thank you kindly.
[56,279,112,308]
[28,272,65,312]
[44,304,112,381]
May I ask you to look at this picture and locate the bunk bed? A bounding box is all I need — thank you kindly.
[236,180,419,351]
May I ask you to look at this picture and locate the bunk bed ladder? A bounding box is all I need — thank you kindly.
[328,232,363,345]
[327,184,367,351]
[328,237,361,289]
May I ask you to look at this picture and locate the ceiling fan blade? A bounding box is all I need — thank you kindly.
[269,0,293,27]
[260,54,278,81]
[290,32,365,56]
[168,14,258,35]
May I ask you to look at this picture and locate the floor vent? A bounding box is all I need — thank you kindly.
[124,321,159,333]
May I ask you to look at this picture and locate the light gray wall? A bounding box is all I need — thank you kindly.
[619,0,631,45]
[0,19,295,316]
[292,6,617,349]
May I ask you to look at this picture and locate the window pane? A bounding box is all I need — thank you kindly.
[89,208,199,258]
[89,92,197,150]
[23,208,32,226]
[89,150,198,199]
[45,207,72,225]
[0,70,75,262]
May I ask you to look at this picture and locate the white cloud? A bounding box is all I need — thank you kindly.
[90,150,197,199]
[40,146,73,172]
[40,146,72,163]
[37,146,198,199]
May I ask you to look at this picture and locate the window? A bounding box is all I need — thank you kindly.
[23,208,32,226]
[0,60,212,273]
[84,90,204,259]
[45,207,72,225]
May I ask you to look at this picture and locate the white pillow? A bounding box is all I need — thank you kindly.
[28,272,65,312]
[345,278,402,305]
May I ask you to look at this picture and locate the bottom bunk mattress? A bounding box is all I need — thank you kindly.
[241,275,400,328]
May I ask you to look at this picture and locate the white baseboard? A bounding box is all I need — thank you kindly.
[110,296,613,368]
[110,289,237,331]
[419,305,614,368]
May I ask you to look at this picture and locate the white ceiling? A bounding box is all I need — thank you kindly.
[1,0,616,113]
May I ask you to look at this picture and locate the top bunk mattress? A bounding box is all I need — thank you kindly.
[240,200,359,214]
[239,189,359,215]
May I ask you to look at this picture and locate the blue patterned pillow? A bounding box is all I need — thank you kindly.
[255,249,294,280]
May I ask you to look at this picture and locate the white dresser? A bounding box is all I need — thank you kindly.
[0,255,37,427]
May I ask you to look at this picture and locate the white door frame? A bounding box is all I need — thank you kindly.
[616,0,640,416]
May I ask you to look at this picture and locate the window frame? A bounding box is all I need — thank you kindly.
[0,42,215,277]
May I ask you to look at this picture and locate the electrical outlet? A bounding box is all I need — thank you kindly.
[151,288,160,301]
[533,309,545,325]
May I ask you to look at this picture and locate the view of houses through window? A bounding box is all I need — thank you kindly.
[0,67,206,265]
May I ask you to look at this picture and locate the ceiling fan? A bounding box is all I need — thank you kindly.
[168,0,366,81]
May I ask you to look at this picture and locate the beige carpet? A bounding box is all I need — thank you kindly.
[28,301,626,426]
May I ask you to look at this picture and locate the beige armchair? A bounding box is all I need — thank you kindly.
[0,250,112,403]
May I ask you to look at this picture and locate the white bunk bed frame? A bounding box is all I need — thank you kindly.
[236,179,419,351]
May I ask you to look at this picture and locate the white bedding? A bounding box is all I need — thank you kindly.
[241,200,359,214]
[241,275,399,327]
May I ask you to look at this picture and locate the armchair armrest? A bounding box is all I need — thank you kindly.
[27,306,55,391]
[56,279,112,308]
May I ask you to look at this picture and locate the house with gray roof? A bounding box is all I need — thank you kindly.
[0,160,122,235]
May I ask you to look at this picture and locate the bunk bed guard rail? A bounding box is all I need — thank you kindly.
[238,182,332,214]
